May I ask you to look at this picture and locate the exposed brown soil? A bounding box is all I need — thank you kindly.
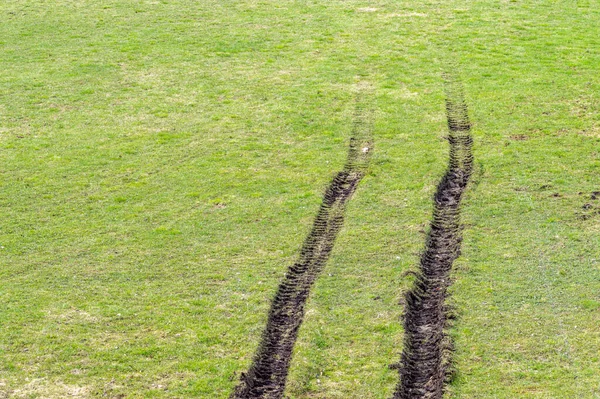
[230,98,373,399]
[392,74,473,399]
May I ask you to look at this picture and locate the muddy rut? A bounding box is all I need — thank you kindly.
[231,96,373,399]
[392,74,473,399]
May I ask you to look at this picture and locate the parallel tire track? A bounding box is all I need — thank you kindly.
[231,95,373,399]
[392,74,473,399]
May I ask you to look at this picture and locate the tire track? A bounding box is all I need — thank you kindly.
[231,93,373,399]
[392,74,473,399]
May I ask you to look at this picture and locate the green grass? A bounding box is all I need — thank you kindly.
[1,1,599,398]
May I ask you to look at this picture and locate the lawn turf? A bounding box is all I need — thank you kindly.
[0,1,599,398]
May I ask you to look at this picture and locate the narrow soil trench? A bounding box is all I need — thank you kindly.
[392,75,473,399]
[231,98,373,399]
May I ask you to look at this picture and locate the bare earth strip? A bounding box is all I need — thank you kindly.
[231,93,374,399]
[393,73,473,399]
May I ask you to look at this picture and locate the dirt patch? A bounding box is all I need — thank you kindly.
[230,93,374,399]
[578,191,600,220]
[577,125,600,138]
[392,73,473,399]
[509,134,528,141]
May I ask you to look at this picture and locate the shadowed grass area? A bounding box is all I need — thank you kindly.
[1,1,600,398]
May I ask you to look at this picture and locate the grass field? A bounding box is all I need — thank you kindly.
[1,1,600,398]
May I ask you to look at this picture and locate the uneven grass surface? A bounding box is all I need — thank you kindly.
[1,1,599,398]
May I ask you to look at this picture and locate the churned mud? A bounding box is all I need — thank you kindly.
[231,95,373,399]
[392,74,473,399]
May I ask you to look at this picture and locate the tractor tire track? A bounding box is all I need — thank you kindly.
[392,73,473,399]
[230,94,373,399]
